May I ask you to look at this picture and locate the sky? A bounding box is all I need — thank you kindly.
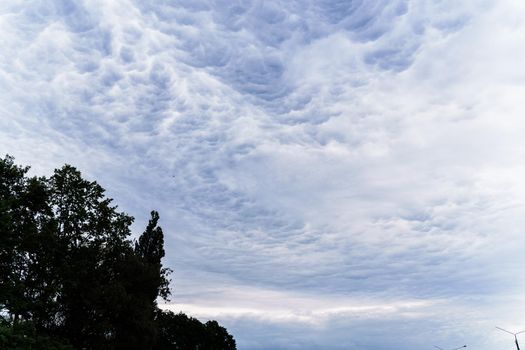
[2,0,525,349]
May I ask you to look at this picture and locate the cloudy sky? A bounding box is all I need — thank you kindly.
[2,0,525,349]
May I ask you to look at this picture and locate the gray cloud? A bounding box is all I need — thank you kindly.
[1,0,525,349]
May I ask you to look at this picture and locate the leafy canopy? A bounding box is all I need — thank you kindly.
[0,155,236,350]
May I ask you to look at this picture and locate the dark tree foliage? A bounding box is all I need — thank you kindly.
[154,310,236,350]
[0,156,236,350]
[204,320,237,350]
[0,320,73,350]
[0,156,58,329]
[135,211,172,302]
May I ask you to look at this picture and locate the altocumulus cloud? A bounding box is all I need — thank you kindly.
[2,0,525,349]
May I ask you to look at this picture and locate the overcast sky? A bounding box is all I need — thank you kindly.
[2,0,525,349]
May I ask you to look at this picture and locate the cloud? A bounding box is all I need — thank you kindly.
[2,0,525,349]
[160,285,525,349]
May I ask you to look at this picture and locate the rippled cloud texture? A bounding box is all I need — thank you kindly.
[2,1,525,349]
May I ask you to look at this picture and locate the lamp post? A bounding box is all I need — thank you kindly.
[496,327,525,350]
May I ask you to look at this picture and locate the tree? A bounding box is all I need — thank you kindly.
[0,155,58,329]
[204,320,236,350]
[109,211,173,350]
[0,156,168,349]
[0,320,73,350]
[154,310,236,350]
[0,155,236,350]
[49,165,138,349]
[135,211,171,302]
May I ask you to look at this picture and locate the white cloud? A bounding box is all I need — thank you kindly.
[162,286,437,325]
[2,0,525,349]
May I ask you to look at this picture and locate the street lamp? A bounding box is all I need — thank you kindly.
[496,327,525,350]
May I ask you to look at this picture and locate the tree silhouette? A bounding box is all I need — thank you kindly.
[0,155,236,350]
[154,310,236,350]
